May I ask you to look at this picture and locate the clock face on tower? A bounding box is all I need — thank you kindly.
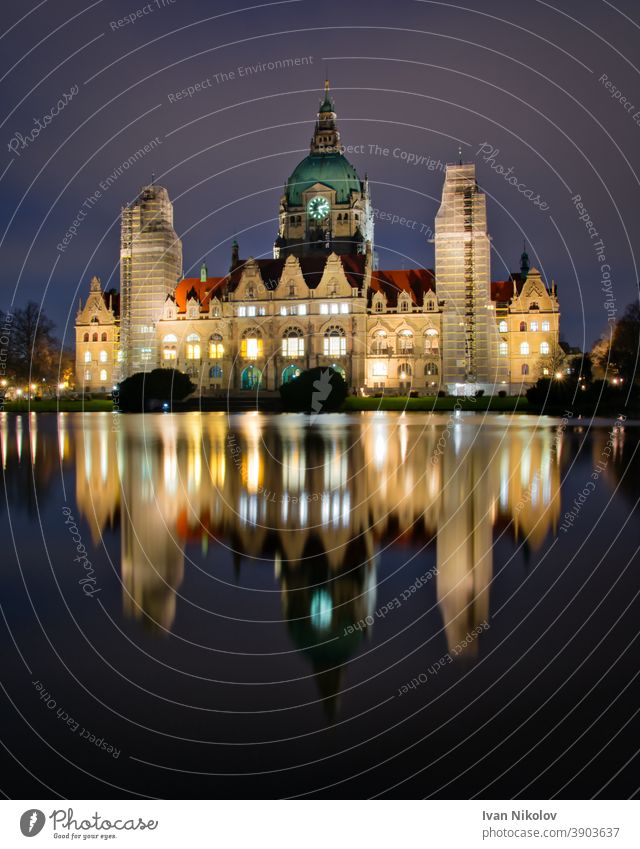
[307,196,330,220]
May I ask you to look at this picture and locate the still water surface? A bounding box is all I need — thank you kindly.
[1,411,639,798]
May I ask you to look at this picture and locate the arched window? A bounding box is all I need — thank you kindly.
[375,301,383,312]
[542,320,550,332]
[540,341,550,355]
[323,326,346,357]
[84,370,91,381]
[163,333,177,361]
[99,350,108,363]
[241,329,263,360]
[83,332,89,342]
[84,351,92,363]
[92,332,98,342]
[519,321,527,332]
[371,330,387,354]
[499,341,508,356]
[241,365,262,390]
[397,330,414,353]
[281,327,304,358]
[498,320,508,333]
[530,321,539,332]
[209,365,223,379]
[398,362,412,378]
[522,363,530,375]
[424,362,438,376]
[99,369,107,382]
[186,333,201,360]
[282,364,301,383]
[101,332,107,342]
[399,299,409,313]
[208,333,224,359]
[520,342,530,356]
[424,328,439,352]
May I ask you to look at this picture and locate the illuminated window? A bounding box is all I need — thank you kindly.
[424,328,439,352]
[319,304,329,315]
[372,361,388,377]
[241,331,263,359]
[99,369,107,382]
[209,365,222,379]
[323,326,346,356]
[371,330,387,354]
[84,370,91,381]
[237,306,247,317]
[397,330,413,353]
[498,320,508,333]
[163,333,177,360]
[208,333,224,359]
[499,341,508,356]
[543,368,550,375]
[530,321,539,332]
[520,342,530,356]
[247,306,256,317]
[84,351,92,363]
[298,304,307,315]
[186,333,201,359]
[399,300,409,312]
[330,303,339,315]
[99,350,108,363]
[424,362,438,376]
[540,341,550,355]
[281,328,304,358]
[140,347,152,362]
[542,320,550,332]
[398,362,412,377]
[340,303,349,314]
[375,301,383,312]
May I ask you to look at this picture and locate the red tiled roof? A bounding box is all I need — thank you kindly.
[370,268,435,306]
[490,273,527,303]
[174,276,225,312]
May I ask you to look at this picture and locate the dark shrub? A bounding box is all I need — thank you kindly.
[475,389,485,398]
[437,390,446,398]
[409,390,419,398]
[279,366,348,413]
[116,368,195,412]
[498,390,507,398]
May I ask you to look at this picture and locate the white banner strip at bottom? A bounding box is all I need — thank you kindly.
[0,800,638,848]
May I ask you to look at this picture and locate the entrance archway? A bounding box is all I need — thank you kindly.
[241,365,262,390]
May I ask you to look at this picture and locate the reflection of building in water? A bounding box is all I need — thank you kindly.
[71,415,561,697]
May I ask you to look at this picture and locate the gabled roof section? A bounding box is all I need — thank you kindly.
[370,268,435,306]
[174,276,225,313]
[228,255,368,292]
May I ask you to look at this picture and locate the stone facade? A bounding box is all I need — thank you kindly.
[74,83,560,395]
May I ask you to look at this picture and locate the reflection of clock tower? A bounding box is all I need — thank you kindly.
[274,81,373,259]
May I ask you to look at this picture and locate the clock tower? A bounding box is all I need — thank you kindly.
[274,81,373,259]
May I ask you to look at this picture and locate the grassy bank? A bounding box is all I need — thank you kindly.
[2,399,114,413]
[342,395,530,412]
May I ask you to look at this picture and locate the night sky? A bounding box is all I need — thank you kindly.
[1,0,639,349]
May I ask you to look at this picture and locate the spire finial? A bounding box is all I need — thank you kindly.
[458,146,462,165]
[151,171,155,185]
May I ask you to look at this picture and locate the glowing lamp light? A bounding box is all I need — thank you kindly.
[555,372,563,380]
[58,383,65,391]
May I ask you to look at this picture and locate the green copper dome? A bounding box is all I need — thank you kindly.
[286,153,362,205]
